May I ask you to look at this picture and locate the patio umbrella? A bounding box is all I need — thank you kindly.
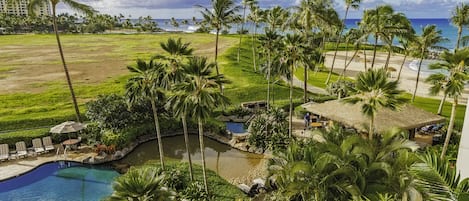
[50,121,85,134]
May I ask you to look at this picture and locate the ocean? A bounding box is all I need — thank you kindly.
[154,18,461,50]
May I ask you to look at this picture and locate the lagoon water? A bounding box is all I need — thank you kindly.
[120,135,265,180]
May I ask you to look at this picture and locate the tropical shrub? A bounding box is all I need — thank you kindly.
[326,80,355,99]
[181,181,212,201]
[247,107,290,152]
[101,129,136,149]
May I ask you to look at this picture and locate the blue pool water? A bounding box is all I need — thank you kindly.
[226,122,247,134]
[0,161,119,201]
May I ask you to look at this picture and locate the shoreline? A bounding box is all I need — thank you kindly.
[324,50,468,104]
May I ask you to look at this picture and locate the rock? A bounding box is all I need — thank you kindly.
[252,178,265,187]
[255,148,264,154]
[238,183,251,194]
[112,162,130,174]
[113,150,124,159]
[248,146,256,153]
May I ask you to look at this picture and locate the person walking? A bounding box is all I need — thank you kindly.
[304,112,311,128]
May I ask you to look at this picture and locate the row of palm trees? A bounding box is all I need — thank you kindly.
[125,38,229,194]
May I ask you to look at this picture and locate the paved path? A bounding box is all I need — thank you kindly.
[283,76,328,95]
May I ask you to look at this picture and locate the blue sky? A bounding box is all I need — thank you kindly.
[59,0,469,19]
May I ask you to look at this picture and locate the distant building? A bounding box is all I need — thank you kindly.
[0,0,51,16]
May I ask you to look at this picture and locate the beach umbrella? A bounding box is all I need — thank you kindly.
[50,121,85,134]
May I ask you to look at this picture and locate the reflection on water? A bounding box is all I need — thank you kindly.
[120,135,265,180]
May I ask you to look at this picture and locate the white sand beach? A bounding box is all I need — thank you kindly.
[324,50,468,104]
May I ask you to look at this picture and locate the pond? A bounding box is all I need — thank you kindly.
[120,135,265,180]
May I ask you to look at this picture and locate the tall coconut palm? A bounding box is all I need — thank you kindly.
[396,35,415,81]
[425,49,469,159]
[155,37,193,89]
[197,0,239,93]
[343,68,407,139]
[108,167,172,201]
[247,5,263,72]
[126,59,166,169]
[178,56,230,193]
[451,3,469,50]
[411,25,446,102]
[236,0,257,62]
[382,13,413,70]
[360,5,407,69]
[20,0,96,122]
[158,38,194,181]
[282,34,305,137]
[259,30,280,109]
[327,0,361,85]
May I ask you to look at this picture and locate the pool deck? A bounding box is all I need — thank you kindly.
[0,146,97,181]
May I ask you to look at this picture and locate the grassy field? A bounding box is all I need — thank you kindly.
[0,33,304,133]
[0,33,466,134]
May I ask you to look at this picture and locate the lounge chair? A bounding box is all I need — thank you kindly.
[42,136,55,152]
[15,141,27,158]
[0,144,9,161]
[32,138,45,154]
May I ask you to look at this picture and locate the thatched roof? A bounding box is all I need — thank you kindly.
[302,100,445,133]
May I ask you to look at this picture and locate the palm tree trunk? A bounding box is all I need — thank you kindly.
[289,63,294,138]
[52,6,81,122]
[304,64,308,103]
[456,26,462,50]
[369,116,374,140]
[441,98,458,159]
[182,115,193,181]
[363,46,368,70]
[267,51,271,109]
[371,34,378,69]
[397,54,407,81]
[412,56,424,102]
[215,29,223,94]
[237,5,247,62]
[252,25,257,72]
[151,99,165,169]
[198,118,209,193]
[437,93,447,115]
[384,45,392,70]
[340,41,353,79]
[327,6,350,85]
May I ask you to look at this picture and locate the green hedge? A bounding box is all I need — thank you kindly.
[0,128,50,148]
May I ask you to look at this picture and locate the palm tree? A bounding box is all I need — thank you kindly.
[155,37,193,89]
[327,0,361,85]
[282,34,305,137]
[259,30,280,109]
[382,13,413,70]
[247,5,263,72]
[343,69,407,139]
[359,5,408,69]
[126,59,166,169]
[178,56,230,193]
[108,167,172,201]
[197,0,239,93]
[237,0,257,62]
[396,35,415,81]
[425,49,469,159]
[451,3,469,50]
[158,38,194,181]
[411,25,446,102]
[20,0,96,122]
[412,150,469,200]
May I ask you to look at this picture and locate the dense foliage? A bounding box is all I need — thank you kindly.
[247,107,290,152]
[107,161,247,201]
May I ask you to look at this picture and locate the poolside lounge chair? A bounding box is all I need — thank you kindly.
[42,136,55,152]
[15,141,28,158]
[0,144,9,161]
[32,138,45,154]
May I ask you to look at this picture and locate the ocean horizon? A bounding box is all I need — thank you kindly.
[153,18,461,50]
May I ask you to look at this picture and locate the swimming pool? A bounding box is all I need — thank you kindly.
[0,161,119,201]
[225,122,247,133]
